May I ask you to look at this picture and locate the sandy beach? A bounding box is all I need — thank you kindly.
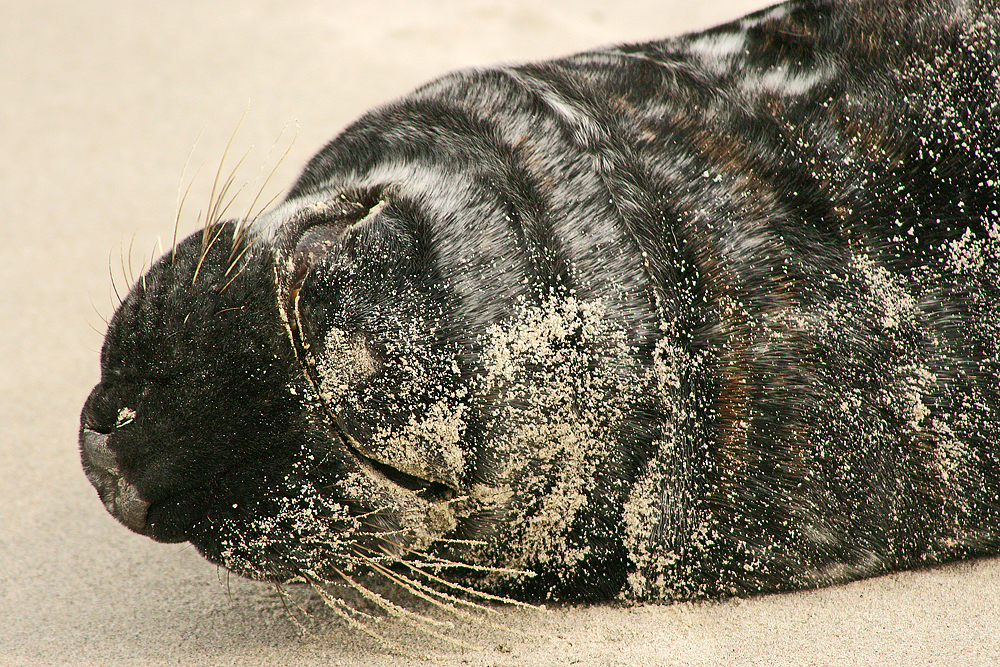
[2,0,999,664]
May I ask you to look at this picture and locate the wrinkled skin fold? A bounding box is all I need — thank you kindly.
[82,0,1000,602]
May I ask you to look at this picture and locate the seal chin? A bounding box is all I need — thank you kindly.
[79,428,153,536]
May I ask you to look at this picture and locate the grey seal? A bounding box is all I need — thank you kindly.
[81,0,1000,606]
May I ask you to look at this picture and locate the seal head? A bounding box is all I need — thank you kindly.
[79,222,468,581]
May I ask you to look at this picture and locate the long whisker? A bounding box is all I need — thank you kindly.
[172,165,204,267]
[218,210,281,291]
[191,220,229,286]
[87,293,109,327]
[304,574,381,623]
[126,231,138,286]
[218,127,299,292]
[426,537,490,546]
[274,582,321,640]
[87,314,107,334]
[371,533,534,578]
[232,120,299,253]
[87,317,105,342]
[395,555,539,609]
[108,249,123,307]
[117,232,134,291]
[301,572,396,649]
[328,567,481,651]
[326,565,453,628]
[173,123,208,266]
[354,546,525,629]
[207,146,254,227]
[218,243,256,292]
[202,106,249,251]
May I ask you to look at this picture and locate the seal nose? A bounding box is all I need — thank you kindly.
[80,428,151,534]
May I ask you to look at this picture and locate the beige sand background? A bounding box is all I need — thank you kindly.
[3,0,999,664]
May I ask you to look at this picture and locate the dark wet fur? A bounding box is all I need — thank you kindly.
[83,0,1000,611]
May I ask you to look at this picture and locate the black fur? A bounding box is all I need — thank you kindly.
[82,0,1000,603]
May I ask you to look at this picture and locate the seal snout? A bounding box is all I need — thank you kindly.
[80,427,151,535]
